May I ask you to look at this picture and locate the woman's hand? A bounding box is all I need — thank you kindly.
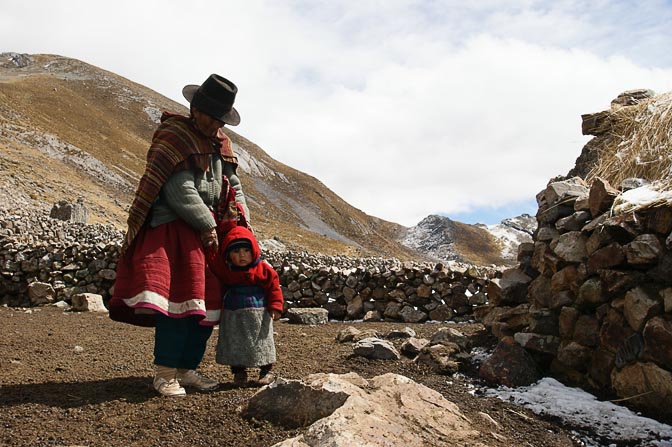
[269,310,281,321]
[201,228,219,252]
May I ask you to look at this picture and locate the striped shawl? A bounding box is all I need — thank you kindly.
[121,112,237,253]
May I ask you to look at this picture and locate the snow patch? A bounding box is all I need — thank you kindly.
[485,377,672,446]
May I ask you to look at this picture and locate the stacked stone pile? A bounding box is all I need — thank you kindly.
[478,176,672,420]
[0,207,494,323]
[265,250,493,322]
[0,208,123,306]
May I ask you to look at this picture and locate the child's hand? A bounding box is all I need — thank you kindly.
[270,310,281,321]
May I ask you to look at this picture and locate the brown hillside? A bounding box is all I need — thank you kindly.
[451,220,510,266]
[0,53,518,265]
[0,53,425,260]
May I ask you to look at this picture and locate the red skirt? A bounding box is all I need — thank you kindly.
[109,219,222,327]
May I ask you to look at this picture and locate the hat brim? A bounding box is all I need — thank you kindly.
[182,84,240,126]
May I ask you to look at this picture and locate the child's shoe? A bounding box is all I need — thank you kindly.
[177,369,219,391]
[257,371,276,386]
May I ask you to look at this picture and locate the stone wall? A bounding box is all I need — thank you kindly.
[479,175,672,421]
[0,208,494,323]
[264,251,492,322]
[0,209,122,306]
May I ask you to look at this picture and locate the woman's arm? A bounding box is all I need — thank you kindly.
[161,170,216,232]
[222,162,250,221]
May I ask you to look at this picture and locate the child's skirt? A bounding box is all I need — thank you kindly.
[215,285,276,367]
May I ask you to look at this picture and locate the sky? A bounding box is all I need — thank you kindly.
[2,1,672,226]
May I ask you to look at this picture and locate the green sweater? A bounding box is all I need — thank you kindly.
[149,154,249,231]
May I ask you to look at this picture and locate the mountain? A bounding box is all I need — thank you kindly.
[403,214,534,266]
[0,52,528,265]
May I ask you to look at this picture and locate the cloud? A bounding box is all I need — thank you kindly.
[237,33,672,225]
[2,0,672,226]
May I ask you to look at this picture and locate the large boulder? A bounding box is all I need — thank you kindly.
[242,372,486,447]
[479,338,541,387]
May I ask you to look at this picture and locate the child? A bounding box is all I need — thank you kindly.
[209,226,283,386]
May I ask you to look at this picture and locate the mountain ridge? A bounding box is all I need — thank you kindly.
[0,52,530,265]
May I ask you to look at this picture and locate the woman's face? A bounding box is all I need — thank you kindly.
[192,108,225,138]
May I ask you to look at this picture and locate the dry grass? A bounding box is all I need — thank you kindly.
[586,91,672,190]
[584,91,672,215]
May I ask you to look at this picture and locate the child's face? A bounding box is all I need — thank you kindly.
[229,247,252,267]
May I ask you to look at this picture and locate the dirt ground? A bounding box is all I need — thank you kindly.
[0,306,585,447]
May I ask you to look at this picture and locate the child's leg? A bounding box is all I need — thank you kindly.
[231,365,248,386]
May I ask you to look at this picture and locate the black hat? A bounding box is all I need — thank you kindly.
[182,74,241,126]
[226,238,252,253]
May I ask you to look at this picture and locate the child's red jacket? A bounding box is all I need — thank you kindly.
[208,226,284,314]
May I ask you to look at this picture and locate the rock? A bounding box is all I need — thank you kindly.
[588,177,619,218]
[624,234,662,265]
[429,327,469,351]
[528,275,553,308]
[335,326,360,343]
[603,213,642,244]
[662,288,672,313]
[514,332,560,355]
[385,327,416,339]
[642,317,672,371]
[27,281,55,306]
[615,334,643,368]
[286,308,329,325]
[586,243,625,274]
[383,301,402,319]
[555,210,591,232]
[429,304,454,321]
[241,375,351,428]
[352,337,400,360]
[572,315,600,347]
[345,295,364,319]
[543,177,589,207]
[623,287,662,331]
[599,310,635,355]
[479,338,541,387]
[50,199,88,224]
[71,293,107,312]
[398,305,428,323]
[581,110,611,136]
[611,362,672,420]
[558,306,579,338]
[556,341,591,372]
[551,231,588,263]
[588,348,616,389]
[415,343,461,375]
[576,277,606,309]
[610,89,655,108]
[400,337,429,357]
[98,268,117,281]
[244,373,484,447]
[362,310,381,321]
[259,238,286,252]
[351,329,383,342]
[492,268,532,306]
[528,309,559,336]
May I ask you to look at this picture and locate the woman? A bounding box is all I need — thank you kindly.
[109,74,249,397]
